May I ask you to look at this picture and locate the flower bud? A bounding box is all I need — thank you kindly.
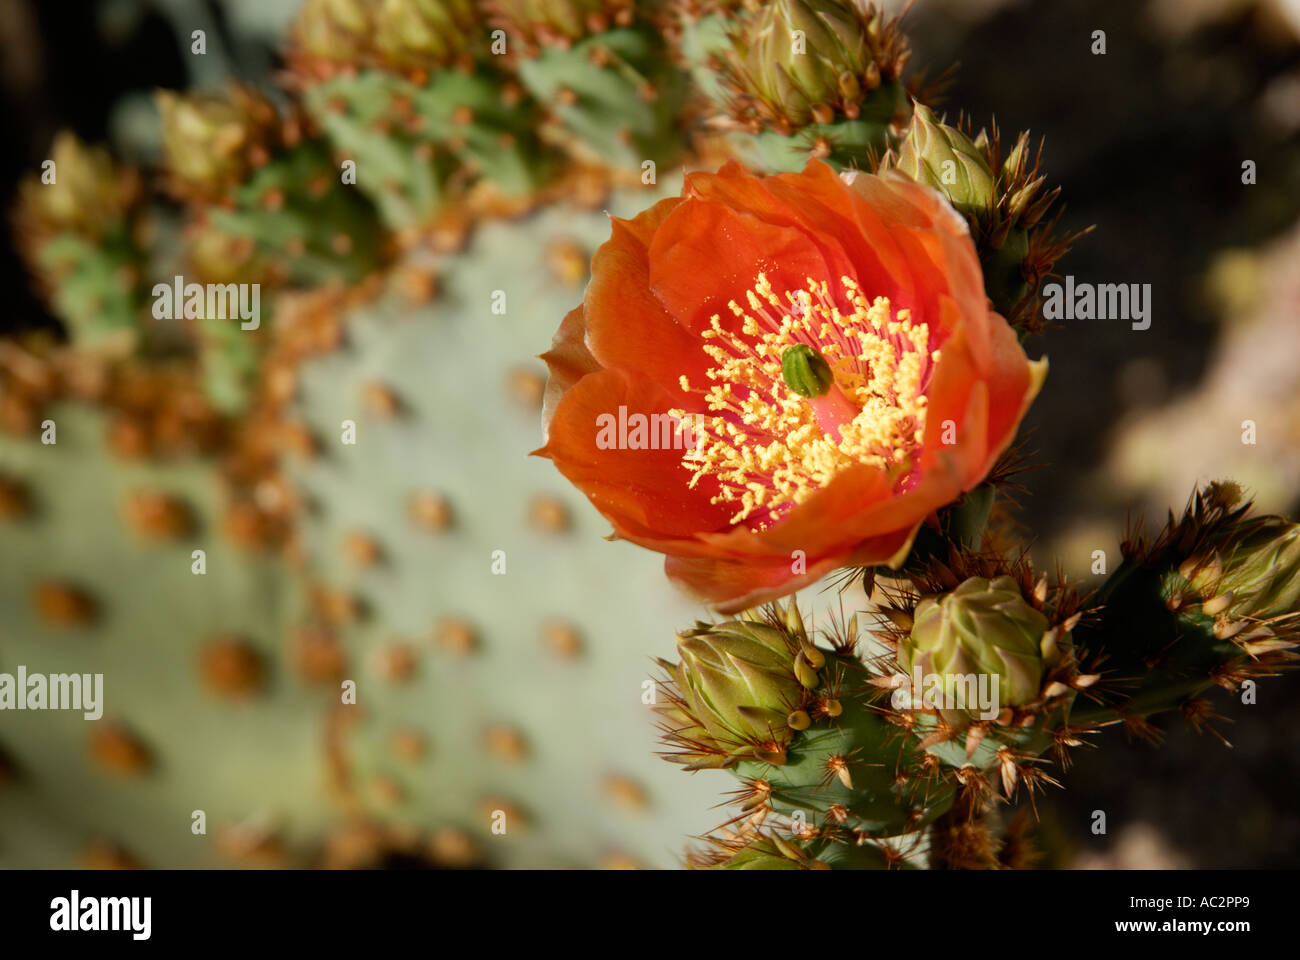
[893,103,995,217]
[670,618,810,764]
[763,1,862,103]
[16,132,138,240]
[1188,517,1300,622]
[374,0,477,71]
[157,87,279,202]
[899,575,1047,715]
[293,0,372,63]
[729,0,890,129]
[781,597,807,640]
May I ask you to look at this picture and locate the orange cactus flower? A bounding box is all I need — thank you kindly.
[535,159,1046,612]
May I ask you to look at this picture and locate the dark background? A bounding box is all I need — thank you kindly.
[915,0,1300,868]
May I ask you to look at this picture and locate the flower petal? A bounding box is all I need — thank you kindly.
[583,196,707,406]
[538,305,602,445]
[685,161,861,292]
[533,366,735,540]
[648,196,832,338]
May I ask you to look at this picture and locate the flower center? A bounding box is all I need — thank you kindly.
[672,273,936,530]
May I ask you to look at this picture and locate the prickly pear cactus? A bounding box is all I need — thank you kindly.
[0,405,337,869]
[5,0,1297,874]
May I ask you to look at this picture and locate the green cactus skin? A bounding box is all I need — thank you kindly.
[409,69,557,196]
[741,92,909,174]
[0,406,338,869]
[299,66,555,231]
[703,830,904,869]
[513,23,689,170]
[978,227,1032,321]
[734,665,957,839]
[670,6,734,108]
[181,135,386,416]
[29,233,146,352]
[197,140,385,290]
[195,309,262,417]
[288,0,564,223]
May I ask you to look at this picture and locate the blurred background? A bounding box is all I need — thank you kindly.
[1,0,1298,867]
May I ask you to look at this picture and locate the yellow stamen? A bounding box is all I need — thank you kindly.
[671,273,933,530]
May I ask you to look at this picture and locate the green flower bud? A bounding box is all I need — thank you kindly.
[900,575,1047,715]
[157,87,279,202]
[735,0,875,128]
[293,0,372,63]
[16,132,138,240]
[781,344,834,397]
[1188,517,1300,622]
[374,0,477,72]
[894,103,995,217]
[672,618,809,764]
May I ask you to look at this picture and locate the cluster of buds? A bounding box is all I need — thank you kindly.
[656,602,829,769]
[870,555,1093,779]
